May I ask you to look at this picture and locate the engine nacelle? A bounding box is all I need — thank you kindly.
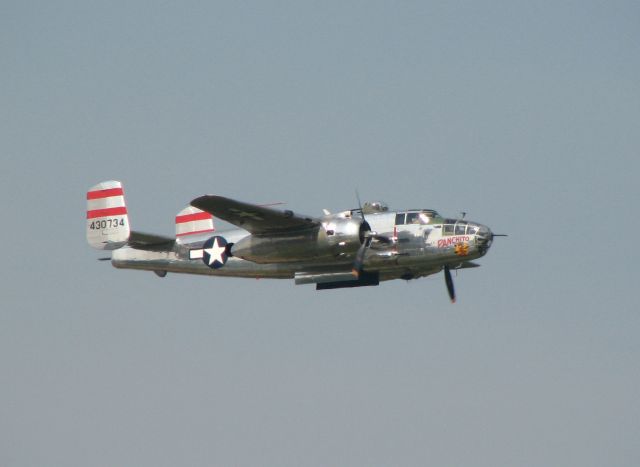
[229,216,369,264]
[322,217,370,256]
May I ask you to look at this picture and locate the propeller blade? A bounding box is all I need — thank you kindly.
[352,236,372,278]
[356,189,364,216]
[444,265,456,303]
[352,189,371,278]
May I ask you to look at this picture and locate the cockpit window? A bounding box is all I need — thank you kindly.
[399,211,431,225]
[396,210,440,226]
[455,223,467,235]
[443,224,454,235]
[406,213,421,224]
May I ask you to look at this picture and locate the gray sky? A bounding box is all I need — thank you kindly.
[2,1,639,466]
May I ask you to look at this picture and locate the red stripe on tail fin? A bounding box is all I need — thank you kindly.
[176,211,213,224]
[87,188,124,200]
[87,207,128,219]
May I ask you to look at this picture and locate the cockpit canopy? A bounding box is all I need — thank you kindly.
[441,220,480,236]
[362,201,389,214]
[394,209,441,225]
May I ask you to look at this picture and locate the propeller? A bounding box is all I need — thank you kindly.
[443,231,506,303]
[351,191,393,278]
[352,190,371,278]
[444,265,456,303]
[352,235,372,277]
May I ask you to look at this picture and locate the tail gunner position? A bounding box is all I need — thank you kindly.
[86,181,503,302]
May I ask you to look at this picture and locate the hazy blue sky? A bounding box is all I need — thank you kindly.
[2,1,639,466]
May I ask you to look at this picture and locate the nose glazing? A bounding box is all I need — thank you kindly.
[476,225,493,252]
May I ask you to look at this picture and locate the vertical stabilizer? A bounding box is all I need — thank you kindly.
[86,180,130,250]
[175,206,214,241]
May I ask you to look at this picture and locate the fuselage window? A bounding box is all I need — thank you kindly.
[395,213,406,225]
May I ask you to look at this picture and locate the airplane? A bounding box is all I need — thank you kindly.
[86,180,503,301]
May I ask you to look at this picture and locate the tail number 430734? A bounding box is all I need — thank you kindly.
[89,218,126,230]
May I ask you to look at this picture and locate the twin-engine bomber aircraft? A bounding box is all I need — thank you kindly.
[87,180,502,301]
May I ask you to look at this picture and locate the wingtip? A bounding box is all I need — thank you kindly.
[189,194,209,207]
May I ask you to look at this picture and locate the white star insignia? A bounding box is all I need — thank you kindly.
[204,238,226,266]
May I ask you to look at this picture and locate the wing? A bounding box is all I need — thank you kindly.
[191,195,320,235]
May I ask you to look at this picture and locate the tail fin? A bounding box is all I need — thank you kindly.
[175,206,215,242]
[86,180,130,250]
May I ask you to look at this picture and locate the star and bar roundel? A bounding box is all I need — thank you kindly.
[202,236,229,269]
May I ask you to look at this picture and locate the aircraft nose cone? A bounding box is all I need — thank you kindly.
[476,225,493,252]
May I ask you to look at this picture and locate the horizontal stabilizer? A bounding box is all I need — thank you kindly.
[128,231,174,248]
[87,180,174,252]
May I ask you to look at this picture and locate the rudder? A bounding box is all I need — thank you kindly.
[86,180,130,250]
[175,206,214,241]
